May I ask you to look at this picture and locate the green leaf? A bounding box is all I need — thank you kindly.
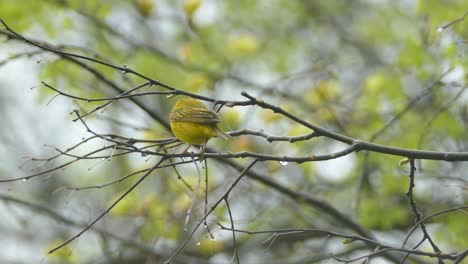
[359,197,409,230]
[397,38,425,68]
[0,0,44,32]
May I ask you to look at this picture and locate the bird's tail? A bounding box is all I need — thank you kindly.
[216,128,232,140]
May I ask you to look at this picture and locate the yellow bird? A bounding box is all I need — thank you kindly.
[169,98,231,148]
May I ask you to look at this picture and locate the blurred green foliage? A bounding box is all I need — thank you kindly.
[0,0,466,263]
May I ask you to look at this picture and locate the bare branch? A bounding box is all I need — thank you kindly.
[406,160,444,263]
[48,158,166,254]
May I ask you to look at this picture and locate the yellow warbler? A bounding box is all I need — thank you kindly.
[169,98,231,146]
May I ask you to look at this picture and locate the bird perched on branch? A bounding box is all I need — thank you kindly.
[169,98,231,153]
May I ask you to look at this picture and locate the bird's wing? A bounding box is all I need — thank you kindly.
[172,107,220,124]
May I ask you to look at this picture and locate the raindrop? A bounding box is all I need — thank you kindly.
[437,27,444,32]
[22,179,27,182]
[196,241,201,246]
[279,161,288,166]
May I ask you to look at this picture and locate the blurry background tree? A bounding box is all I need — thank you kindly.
[0,0,467,263]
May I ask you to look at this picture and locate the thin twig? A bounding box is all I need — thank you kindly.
[48,158,166,254]
[406,160,444,263]
[224,199,240,264]
[164,159,258,264]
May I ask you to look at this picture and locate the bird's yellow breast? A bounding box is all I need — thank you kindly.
[170,121,218,145]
